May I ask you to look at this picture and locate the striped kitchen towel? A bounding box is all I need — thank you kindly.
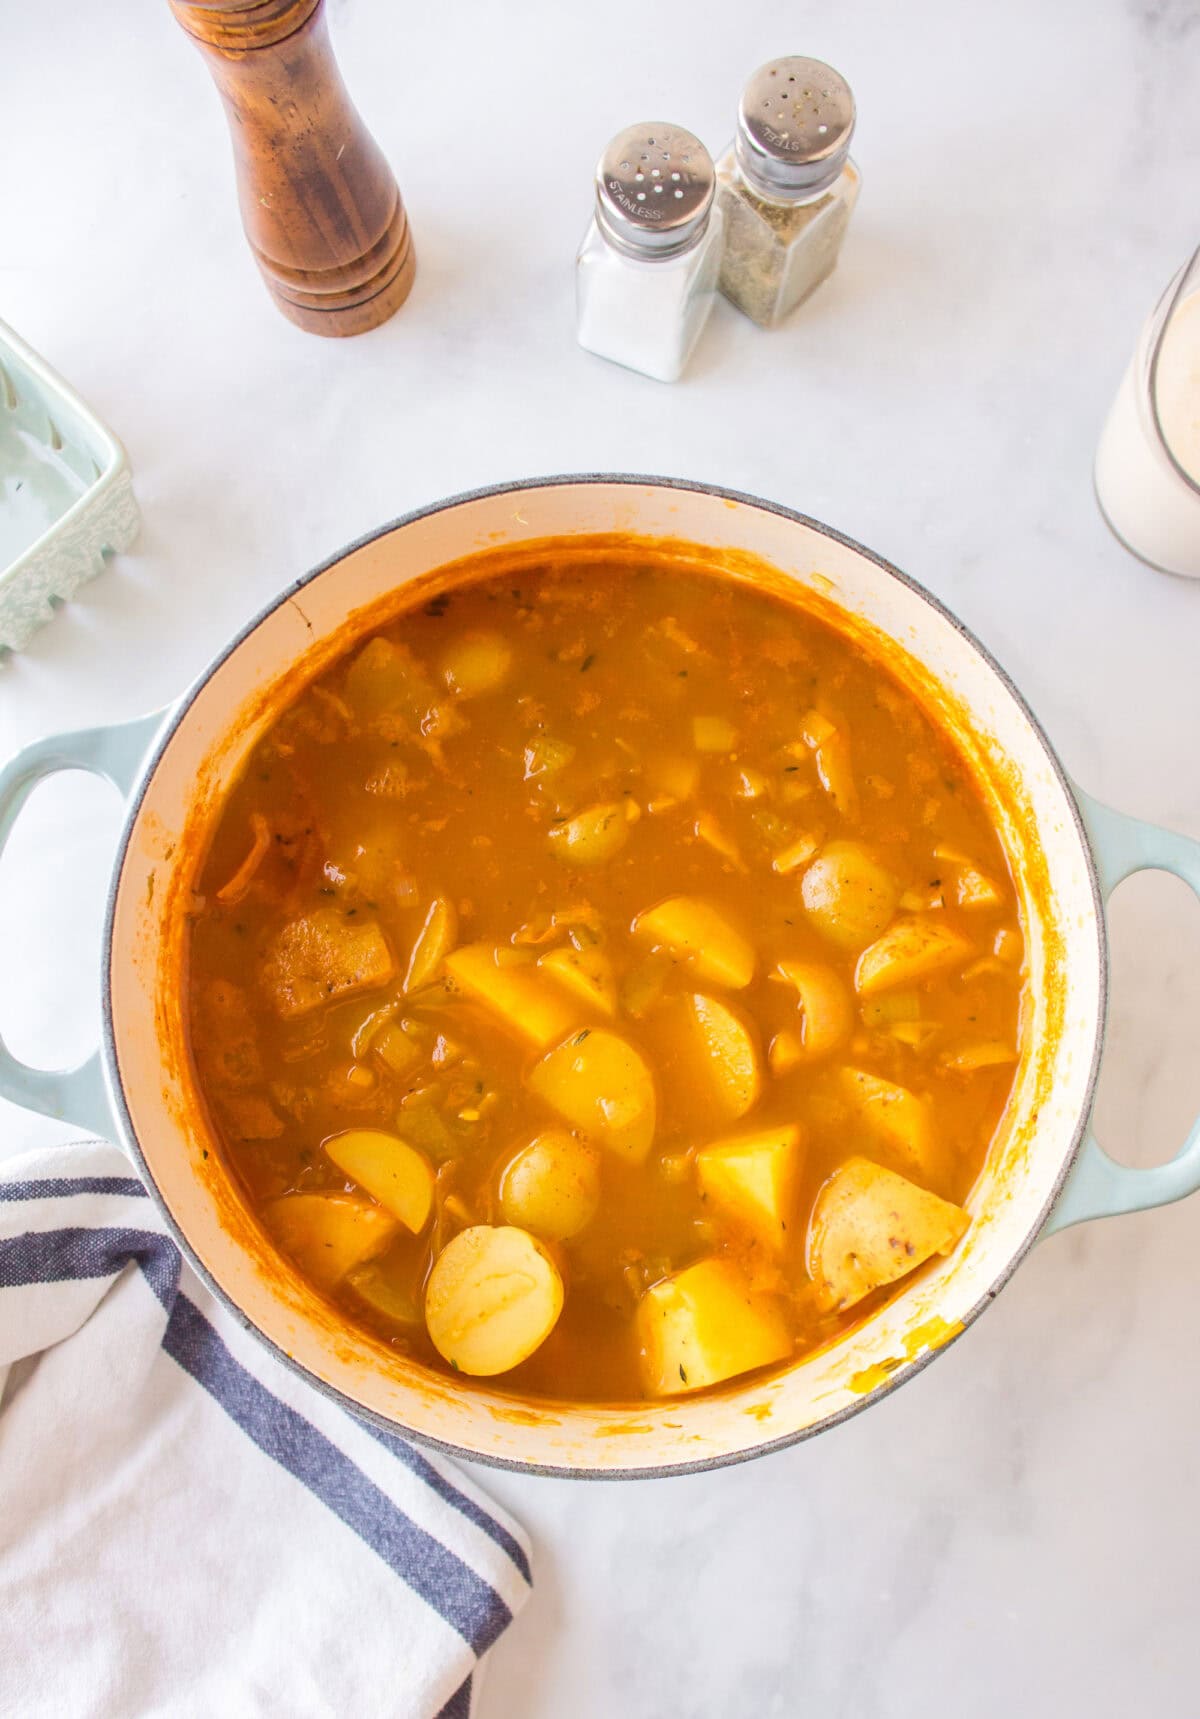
[0,1140,532,1719]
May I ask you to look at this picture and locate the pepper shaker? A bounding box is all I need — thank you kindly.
[169,0,415,336]
[716,57,860,329]
[575,124,725,383]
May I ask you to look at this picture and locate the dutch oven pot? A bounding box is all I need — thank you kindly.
[3,477,1200,1477]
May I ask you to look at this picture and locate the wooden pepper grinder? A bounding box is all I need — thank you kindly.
[170,0,415,336]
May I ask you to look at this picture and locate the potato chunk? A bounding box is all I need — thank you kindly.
[425,1225,563,1376]
[632,896,755,990]
[500,1131,601,1240]
[800,842,900,952]
[440,630,513,697]
[263,1193,397,1289]
[637,1258,792,1396]
[684,993,762,1121]
[807,1158,969,1312]
[547,802,631,866]
[695,1124,803,1252]
[538,943,617,1017]
[262,908,395,1020]
[855,916,973,995]
[445,944,578,1047]
[776,960,853,1060]
[529,1029,656,1163]
[324,1128,434,1233]
[839,1069,936,1178]
[404,897,457,993]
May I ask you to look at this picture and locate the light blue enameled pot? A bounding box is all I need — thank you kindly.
[1,477,1198,1477]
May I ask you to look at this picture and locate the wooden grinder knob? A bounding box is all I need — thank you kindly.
[170,0,415,336]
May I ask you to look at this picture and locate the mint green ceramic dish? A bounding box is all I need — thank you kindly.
[0,319,139,653]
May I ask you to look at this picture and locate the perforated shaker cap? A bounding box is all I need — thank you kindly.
[735,57,855,200]
[595,123,716,259]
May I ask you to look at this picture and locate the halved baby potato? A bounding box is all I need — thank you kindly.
[695,1123,804,1252]
[855,917,973,995]
[445,943,579,1047]
[529,1029,657,1163]
[684,993,762,1121]
[262,1192,398,1290]
[324,1128,434,1233]
[500,1131,602,1240]
[425,1224,564,1376]
[807,1157,969,1312]
[636,1257,792,1396]
[800,842,899,952]
[632,896,755,990]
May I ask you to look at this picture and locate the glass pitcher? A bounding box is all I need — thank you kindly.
[1094,245,1200,579]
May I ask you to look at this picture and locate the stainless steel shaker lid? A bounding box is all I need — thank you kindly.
[735,57,855,199]
[595,123,715,259]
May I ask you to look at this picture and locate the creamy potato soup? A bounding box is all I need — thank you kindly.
[186,557,1025,1402]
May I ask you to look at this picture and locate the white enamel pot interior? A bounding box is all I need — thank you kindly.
[104,477,1102,1477]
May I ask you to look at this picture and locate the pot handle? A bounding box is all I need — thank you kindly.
[1044,784,1200,1235]
[0,709,170,1139]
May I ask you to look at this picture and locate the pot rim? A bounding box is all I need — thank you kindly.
[100,472,1108,1479]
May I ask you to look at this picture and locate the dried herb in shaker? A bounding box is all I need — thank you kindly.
[717,57,860,329]
[576,123,725,383]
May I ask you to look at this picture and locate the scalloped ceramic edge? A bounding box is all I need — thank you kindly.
[0,318,139,653]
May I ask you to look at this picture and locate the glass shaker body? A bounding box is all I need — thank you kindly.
[717,56,859,330]
[716,152,859,329]
[576,203,724,383]
[574,122,722,384]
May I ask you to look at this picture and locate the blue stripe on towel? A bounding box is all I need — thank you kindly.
[0,1175,148,1204]
[2,1223,513,1653]
[435,1676,473,1719]
[367,1423,532,1588]
[0,1225,180,1308]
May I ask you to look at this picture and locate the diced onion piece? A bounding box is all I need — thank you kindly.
[440,630,513,697]
[445,944,578,1047]
[636,1258,792,1396]
[775,960,854,1060]
[693,812,742,867]
[538,943,617,1017]
[735,767,770,799]
[695,1123,803,1252]
[800,842,900,952]
[772,832,821,875]
[855,916,973,995]
[693,715,737,753]
[425,1225,563,1376]
[807,1158,969,1312]
[499,1131,601,1240]
[684,993,762,1120]
[263,1193,397,1289]
[324,1128,434,1233]
[632,896,755,990]
[373,1021,423,1075]
[529,1029,656,1164]
[799,711,857,818]
[523,735,576,779]
[941,1040,1017,1071]
[994,927,1022,965]
[547,803,630,866]
[839,1068,937,1178]
[404,896,458,993]
[956,866,1003,911]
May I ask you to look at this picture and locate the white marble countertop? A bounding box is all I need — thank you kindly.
[4,0,1200,1713]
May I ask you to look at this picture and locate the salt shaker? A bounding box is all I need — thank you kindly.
[575,124,724,383]
[716,57,860,329]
